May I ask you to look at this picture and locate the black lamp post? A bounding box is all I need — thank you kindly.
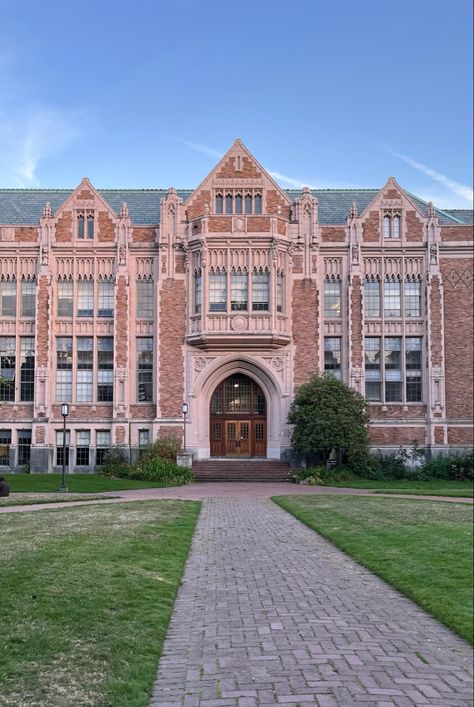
[182,402,188,452]
[60,403,69,493]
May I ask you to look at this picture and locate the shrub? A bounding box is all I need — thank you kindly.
[145,433,182,462]
[99,437,193,486]
[100,447,132,478]
[291,466,326,485]
[288,374,370,471]
[135,456,193,484]
[421,453,473,482]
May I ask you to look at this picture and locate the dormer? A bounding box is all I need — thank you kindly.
[360,178,426,246]
[53,178,118,244]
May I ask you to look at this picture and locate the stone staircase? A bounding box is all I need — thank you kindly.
[192,459,292,482]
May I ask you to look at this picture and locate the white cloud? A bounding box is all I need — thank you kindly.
[377,143,473,205]
[177,139,223,159]
[268,170,313,189]
[0,105,89,187]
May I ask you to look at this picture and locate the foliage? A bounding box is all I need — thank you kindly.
[288,374,370,469]
[101,434,193,486]
[274,495,473,644]
[421,453,473,482]
[291,466,326,485]
[0,474,181,493]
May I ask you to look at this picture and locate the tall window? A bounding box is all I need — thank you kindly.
[57,280,73,317]
[209,271,226,312]
[0,279,16,317]
[383,211,401,239]
[276,272,284,313]
[231,270,248,311]
[21,280,36,317]
[215,189,262,214]
[20,337,35,401]
[17,430,32,466]
[0,430,11,465]
[254,192,262,214]
[324,338,341,379]
[76,430,90,466]
[406,338,422,402]
[364,336,422,403]
[0,337,15,402]
[324,279,341,318]
[383,278,401,317]
[98,279,114,317]
[194,271,202,314]
[215,192,223,214]
[77,280,94,317]
[56,430,70,467]
[137,280,154,318]
[225,192,233,214]
[252,270,269,311]
[235,192,243,214]
[96,431,110,466]
[77,211,94,239]
[56,337,72,402]
[97,337,113,401]
[137,337,153,402]
[76,338,93,402]
[384,337,402,402]
[404,280,421,317]
[364,279,380,317]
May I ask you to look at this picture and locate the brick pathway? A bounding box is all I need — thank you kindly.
[150,497,473,707]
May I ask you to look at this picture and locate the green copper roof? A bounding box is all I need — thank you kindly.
[0,187,466,226]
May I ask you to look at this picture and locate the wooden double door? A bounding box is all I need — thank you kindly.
[210,418,266,457]
[209,373,267,457]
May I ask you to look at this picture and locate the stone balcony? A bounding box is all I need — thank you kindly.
[186,313,291,350]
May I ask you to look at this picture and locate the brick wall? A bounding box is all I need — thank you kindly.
[442,258,473,420]
[434,427,444,444]
[369,426,426,446]
[369,404,426,420]
[186,190,211,220]
[266,189,291,219]
[247,217,270,232]
[159,279,185,417]
[51,405,113,421]
[208,217,232,232]
[362,211,379,242]
[35,426,46,444]
[97,211,115,242]
[0,404,34,421]
[55,212,72,242]
[36,275,50,367]
[321,227,345,242]
[115,426,126,444]
[129,404,156,419]
[441,225,474,241]
[215,156,261,179]
[115,276,128,368]
[14,227,37,242]
[292,279,318,387]
[405,211,423,241]
[448,427,473,444]
[133,227,156,243]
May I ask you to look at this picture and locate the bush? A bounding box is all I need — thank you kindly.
[291,467,326,485]
[288,374,370,471]
[134,456,193,484]
[100,447,132,478]
[421,454,473,482]
[143,433,182,462]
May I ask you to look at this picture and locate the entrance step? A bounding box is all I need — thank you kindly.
[192,460,292,482]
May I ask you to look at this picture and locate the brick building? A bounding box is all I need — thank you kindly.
[0,140,472,471]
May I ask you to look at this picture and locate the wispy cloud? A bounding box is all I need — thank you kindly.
[377,143,473,205]
[268,170,313,189]
[0,105,90,187]
[177,139,223,159]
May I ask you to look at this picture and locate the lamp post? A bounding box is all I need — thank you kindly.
[60,403,69,493]
[182,402,188,452]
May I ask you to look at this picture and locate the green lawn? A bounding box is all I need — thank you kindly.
[0,493,115,507]
[273,495,473,644]
[1,473,177,493]
[0,500,200,707]
[325,479,473,497]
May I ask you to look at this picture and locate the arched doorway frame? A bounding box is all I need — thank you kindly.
[190,356,284,459]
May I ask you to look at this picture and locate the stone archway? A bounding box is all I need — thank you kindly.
[209,373,267,457]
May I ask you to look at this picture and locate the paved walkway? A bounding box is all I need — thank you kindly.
[0,482,472,513]
[150,497,473,707]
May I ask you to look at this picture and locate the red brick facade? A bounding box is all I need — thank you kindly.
[0,141,471,469]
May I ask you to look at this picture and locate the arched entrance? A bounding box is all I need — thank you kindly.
[210,373,267,457]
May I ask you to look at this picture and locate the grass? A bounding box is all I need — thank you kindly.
[0,500,200,707]
[324,479,473,497]
[0,493,116,507]
[273,495,473,644]
[1,473,177,493]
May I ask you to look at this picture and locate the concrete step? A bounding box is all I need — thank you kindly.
[192,460,292,482]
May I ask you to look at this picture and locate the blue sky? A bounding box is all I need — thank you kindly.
[0,0,472,208]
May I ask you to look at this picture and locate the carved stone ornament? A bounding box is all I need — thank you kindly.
[194,356,208,371]
[233,217,245,232]
[230,316,247,331]
[271,356,284,372]
[430,244,438,265]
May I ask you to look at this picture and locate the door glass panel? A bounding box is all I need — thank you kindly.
[255,423,264,440]
[227,423,236,440]
[240,423,249,440]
